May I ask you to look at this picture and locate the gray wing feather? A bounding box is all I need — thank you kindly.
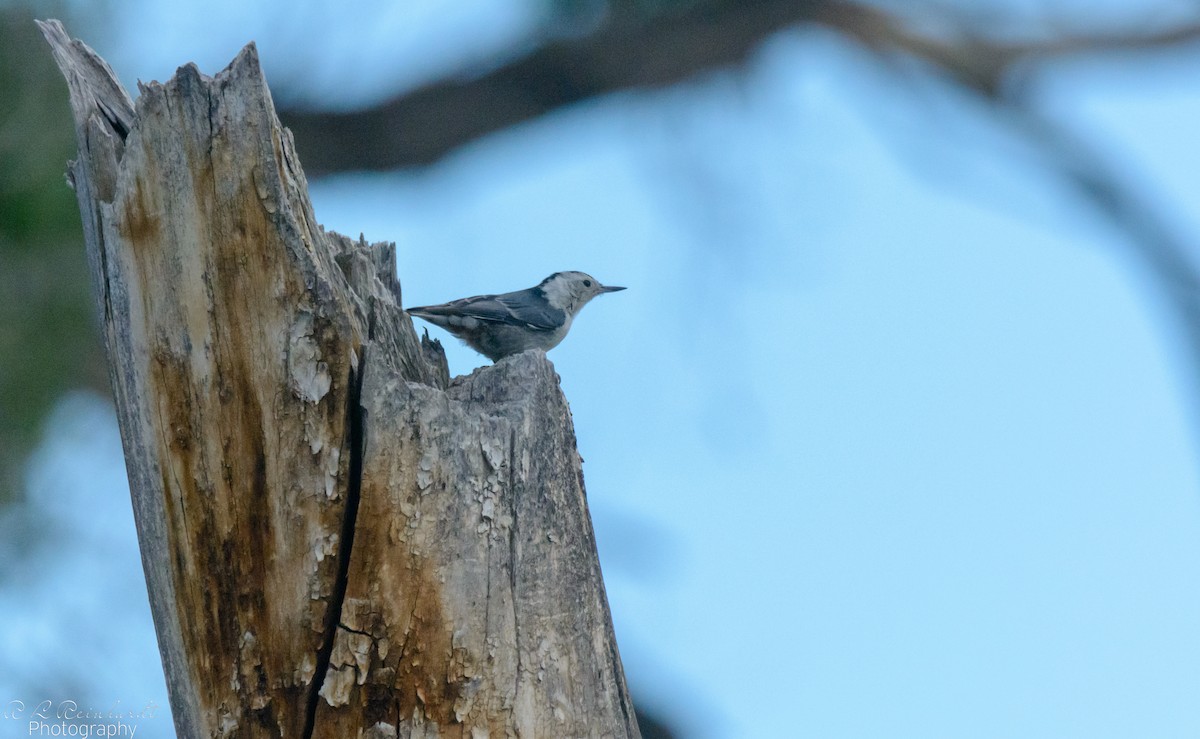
[409,288,565,331]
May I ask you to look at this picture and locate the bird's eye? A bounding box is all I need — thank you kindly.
[583,280,592,287]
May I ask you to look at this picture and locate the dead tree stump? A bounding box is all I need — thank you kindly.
[39,19,639,739]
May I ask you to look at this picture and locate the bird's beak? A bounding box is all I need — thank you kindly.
[601,285,626,293]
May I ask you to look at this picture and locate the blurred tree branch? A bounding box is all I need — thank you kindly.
[279,0,1200,436]
[277,0,1200,457]
[987,97,1200,427]
[277,0,1200,173]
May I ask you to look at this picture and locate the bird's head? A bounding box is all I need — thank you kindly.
[539,271,625,314]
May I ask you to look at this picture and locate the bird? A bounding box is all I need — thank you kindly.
[406,271,626,362]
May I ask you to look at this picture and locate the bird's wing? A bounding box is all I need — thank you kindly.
[409,289,565,331]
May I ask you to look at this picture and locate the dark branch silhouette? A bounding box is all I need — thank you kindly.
[276,0,1200,173]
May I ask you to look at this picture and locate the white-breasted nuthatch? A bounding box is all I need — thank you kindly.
[406,271,626,361]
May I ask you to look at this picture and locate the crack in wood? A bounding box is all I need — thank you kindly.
[302,346,366,739]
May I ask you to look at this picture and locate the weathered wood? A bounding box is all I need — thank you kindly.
[314,351,635,737]
[39,19,638,739]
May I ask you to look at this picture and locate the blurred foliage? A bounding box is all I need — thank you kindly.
[0,7,108,503]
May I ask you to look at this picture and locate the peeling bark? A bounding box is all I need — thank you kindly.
[39,19,637,739]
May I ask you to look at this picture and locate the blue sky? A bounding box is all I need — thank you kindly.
[6,2,1200,737]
